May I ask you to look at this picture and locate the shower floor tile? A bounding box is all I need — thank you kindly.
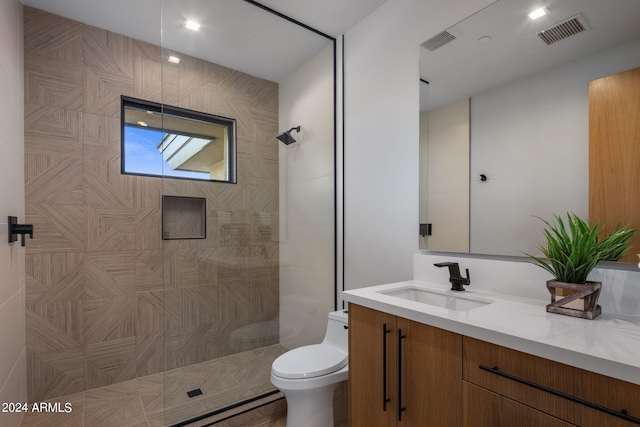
[20,344,288,427]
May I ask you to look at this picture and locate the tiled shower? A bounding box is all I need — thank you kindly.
[18,2,335,426]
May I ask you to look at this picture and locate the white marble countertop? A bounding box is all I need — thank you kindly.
[344,280,640,385]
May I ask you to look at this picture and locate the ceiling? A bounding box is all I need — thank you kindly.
[420,0,640,111]
[21,0,388,83]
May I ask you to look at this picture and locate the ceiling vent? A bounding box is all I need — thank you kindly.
[422,30,457,51]
[537,14,589,46]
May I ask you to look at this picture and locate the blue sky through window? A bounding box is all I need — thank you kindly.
[124,126,210,180]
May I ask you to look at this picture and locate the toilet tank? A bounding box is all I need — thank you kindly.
[322,309,349,352]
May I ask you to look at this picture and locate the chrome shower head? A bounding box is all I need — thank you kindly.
[276,126,301,145]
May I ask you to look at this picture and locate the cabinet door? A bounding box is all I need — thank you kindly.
[349,303,398,427]
[399,317,463,427]
[589,66,640,263]
[463,382,576,427]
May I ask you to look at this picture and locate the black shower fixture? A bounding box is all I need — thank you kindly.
[276,126,301,145]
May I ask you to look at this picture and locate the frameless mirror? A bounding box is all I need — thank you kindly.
[419,0,640,258]
[122,96,236,182]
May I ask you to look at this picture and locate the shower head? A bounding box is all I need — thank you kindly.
[276,126,301,145]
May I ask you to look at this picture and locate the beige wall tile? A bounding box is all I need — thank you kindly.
[24,7,281,403]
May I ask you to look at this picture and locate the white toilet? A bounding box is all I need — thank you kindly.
[270,309,349,427]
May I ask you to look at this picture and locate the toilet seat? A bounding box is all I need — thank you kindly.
[272,344,347,379]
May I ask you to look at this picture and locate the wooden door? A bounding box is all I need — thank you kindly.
[589,67,640,262]
[348,304,398,427]
[398,317,463,427]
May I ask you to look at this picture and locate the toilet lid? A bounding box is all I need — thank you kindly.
[272,344,348,379]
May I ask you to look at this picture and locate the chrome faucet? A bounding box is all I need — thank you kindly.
[434,262,470,291]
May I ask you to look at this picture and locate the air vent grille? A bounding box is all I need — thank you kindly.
[537,15,587,45]
[422,30,456,51]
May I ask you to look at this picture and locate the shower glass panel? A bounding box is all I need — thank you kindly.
[159,1,336,424]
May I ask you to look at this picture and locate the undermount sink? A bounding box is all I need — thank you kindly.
[381,286,492,311]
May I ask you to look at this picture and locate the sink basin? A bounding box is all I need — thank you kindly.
[381,286,491,311]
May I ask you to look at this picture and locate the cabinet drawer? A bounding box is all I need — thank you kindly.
[463,337,640,426]
[463,381,576,427]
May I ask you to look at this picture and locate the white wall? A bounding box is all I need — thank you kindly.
[343,0,496,291]
[0,1,27,426]
[470,38,640,256]
[279,44,335,348]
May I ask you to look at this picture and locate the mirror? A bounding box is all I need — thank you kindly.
[419,0,640,258]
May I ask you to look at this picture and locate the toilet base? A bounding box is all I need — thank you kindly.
[281,382,341,427]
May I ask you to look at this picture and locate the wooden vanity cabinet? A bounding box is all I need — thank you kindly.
[463,382,576,427]
[349,304,640,427]
[463,337,640,427]
[348,303,462,427]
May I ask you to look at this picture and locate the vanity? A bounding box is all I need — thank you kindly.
[344,255,640,427]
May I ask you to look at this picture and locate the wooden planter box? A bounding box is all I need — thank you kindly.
[546,280,602,320]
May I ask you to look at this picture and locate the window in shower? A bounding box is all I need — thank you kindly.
[121,96,237,183]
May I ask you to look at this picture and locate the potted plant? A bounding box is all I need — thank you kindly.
[526,213,637,319]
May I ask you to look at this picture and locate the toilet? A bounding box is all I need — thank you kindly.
[270,309,349,427]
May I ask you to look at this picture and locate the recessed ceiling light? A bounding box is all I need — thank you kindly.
[168,56,181,64]
[477,36,491,44]
[528,7,547,20]
[185,20,201,31]
[138,121,148,127]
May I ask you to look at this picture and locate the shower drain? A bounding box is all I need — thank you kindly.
[187,388,203,398]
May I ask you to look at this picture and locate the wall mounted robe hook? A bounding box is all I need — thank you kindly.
[8,216,34,247]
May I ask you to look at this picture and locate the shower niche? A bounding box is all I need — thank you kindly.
[162,195,206,240]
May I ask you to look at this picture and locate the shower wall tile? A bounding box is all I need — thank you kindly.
[83,296,136,344]
[83,66,134,117]
[163,248,217,289]
[137,177,162,208]
[26,307,82,353]
[83,25,133,77]
[136,291,163,335]
[181,285,219,328]
[84,251,135,299]
[251,109,279,147]
[82,113,120,162]
[133,55,162,103]
[24,104,82,157]
[135,250,163,292]
[217,179,246,212]
[26,301,84,344]
[24,7,280,404]
[85,205,137,251]
[135,332,164,377]
[25,154,84,205]
[24,7,83,66]
[25,253,85,304]
[84,160,137,208]
[26,351,85,402]
[25,204,85,254]
[247,177,279,212]
[135,207,162,250]
[251,79,279,113]
[24,56,83,111]
[219,212,252,247]
[84,337,136,389]
[216,247,251,284]
[218,99,253,141]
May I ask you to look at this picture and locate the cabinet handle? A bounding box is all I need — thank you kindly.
[397,329,407,421]
[382,323,391,411]
[479,365,640,425]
